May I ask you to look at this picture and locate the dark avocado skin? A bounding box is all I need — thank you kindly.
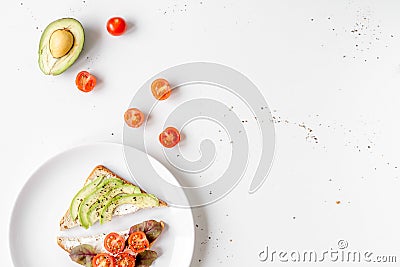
[38,18,84,75]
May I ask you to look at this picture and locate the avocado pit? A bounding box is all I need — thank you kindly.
[39,18,85,75]
[49,29,74,58]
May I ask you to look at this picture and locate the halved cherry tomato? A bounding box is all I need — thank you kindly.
[159,127,180,148]
[115,252,136,267]
[128,231,149,253]
[75,71,96,92]
[151,78,171,100]
[124,108,144,128]
[104,232,126,255]
[107,17,127,36]
[92,253,116,267]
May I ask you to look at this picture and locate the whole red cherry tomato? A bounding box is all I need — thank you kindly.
[107,17,127,36]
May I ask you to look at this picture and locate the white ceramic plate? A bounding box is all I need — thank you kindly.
[9,143,194,267]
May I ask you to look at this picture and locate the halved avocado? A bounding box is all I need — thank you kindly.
[38,18,84,75]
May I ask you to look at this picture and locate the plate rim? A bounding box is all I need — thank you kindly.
[9,142,195,267]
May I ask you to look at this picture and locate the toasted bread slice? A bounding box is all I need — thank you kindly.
[60,165,167,230]
[57,220,165,253]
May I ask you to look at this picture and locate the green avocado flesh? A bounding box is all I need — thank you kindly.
[87,184,141,226]
[100,194,160,224]
[70,175,105,221]
[38,18,84,75]
[70,177,158,228]
[78,178,124,229]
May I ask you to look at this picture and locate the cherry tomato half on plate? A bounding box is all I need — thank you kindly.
[75,71,96,92]
[124,108,144,128]
[104,232,126,255]
[151,78,171,100]
[128,231,149,254]
[107,17,127,36]
[159,127,180,148]
[92,253,116,267]
[115,252,136,267]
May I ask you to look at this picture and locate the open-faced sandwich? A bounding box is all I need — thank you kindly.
[57,165,168,267]
[58,219,165,267]
[59,165,167,230]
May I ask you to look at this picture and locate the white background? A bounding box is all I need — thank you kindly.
[1,0,400,266]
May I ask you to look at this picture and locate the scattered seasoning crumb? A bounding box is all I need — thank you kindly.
[336,201,341,205]
[293,216,296,219]
[111,133,114,136]
[272,111,318,144]
[196,224,198,228]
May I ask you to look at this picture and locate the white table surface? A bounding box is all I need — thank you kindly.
[1,0,400,266]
